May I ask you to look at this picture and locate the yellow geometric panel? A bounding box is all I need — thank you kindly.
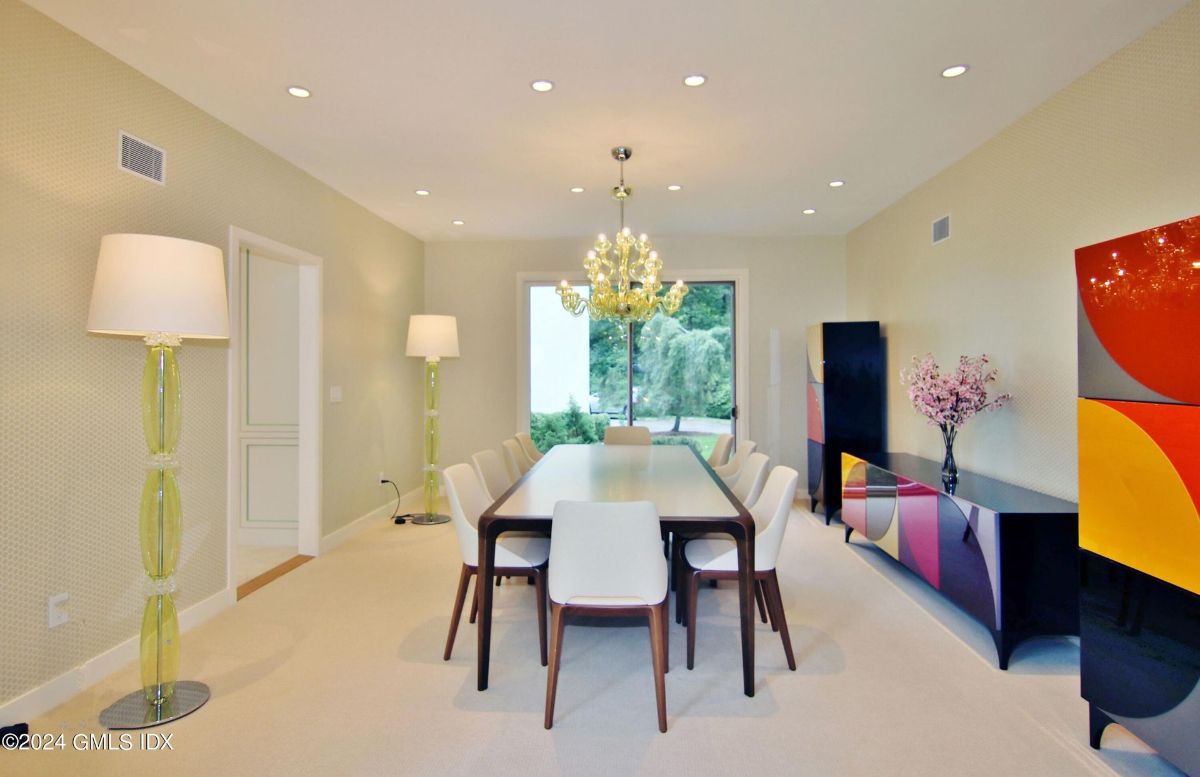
[806,324,824,383]
[1079,399,1200,595]
[876,500,901,560]
[841,452,862,493]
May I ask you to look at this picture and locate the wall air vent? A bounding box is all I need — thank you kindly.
[118,130,165,184]
[932,214,951,245]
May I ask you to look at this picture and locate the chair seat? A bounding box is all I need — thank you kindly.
[496,534,550,568]
[683,537,774,573]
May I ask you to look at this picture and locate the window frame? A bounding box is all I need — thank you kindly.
[516,269,750,446]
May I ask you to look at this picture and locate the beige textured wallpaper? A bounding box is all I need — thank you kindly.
[424,236,847,477]
[0,0,423,706]
[846,1,1200,500]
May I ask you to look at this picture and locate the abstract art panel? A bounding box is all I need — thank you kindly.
[1078,398,1200,596]
[1076,215,1200,404]
[1082,553,1200,777]
[1076,213,1200,774]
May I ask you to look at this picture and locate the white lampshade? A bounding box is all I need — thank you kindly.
[87,234,229,339]
[406,314,459,359]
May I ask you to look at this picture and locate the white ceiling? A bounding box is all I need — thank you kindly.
[27,0,1187,241]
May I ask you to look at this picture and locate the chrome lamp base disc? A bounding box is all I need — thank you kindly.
[410,513,450,525]
[99,681,210,730]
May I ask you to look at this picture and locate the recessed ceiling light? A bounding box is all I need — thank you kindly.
[828,180,845,188]
[530,79,554,92]
[682,74,707,87]
[286,85,311,98]
[941,64,969,78]
[570,186,585,193]
[414,189,430,196]
[802,208,816,215]
[451,219,465,226]
[667,184,682,191]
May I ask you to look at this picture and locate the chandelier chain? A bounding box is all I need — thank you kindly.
[618,157,625,231]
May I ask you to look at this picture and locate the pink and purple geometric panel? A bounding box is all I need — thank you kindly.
[897,477,940,589]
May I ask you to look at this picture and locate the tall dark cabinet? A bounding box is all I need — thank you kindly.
[1076,215,1200,776]
[805,321,884,523]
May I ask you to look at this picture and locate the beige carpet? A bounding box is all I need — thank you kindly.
[17,506,1183,776]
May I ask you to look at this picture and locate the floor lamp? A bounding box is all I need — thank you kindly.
[88,234,229,729]
[406,314,459,525]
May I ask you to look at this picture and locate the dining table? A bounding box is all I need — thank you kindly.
[475,443,759,696]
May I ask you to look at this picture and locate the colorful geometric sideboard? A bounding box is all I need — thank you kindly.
[1076,214,1200,775]
[806,321,884,523]
[841,452,1079,669]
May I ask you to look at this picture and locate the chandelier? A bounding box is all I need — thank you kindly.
[558,146,688,322]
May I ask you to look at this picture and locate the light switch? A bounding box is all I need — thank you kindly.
[329,385,343,403]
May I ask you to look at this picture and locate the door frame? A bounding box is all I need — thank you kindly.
[516,268,749,444]
[225,226,323,591]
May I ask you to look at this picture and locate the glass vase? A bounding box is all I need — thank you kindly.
[941,425,958,493]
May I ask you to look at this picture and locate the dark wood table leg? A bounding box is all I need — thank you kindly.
[477,522,497,691]
[734,524,756,697]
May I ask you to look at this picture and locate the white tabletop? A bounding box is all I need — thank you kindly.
[494,444,742,519]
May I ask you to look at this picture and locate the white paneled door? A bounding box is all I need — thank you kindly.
[239,249,300,546]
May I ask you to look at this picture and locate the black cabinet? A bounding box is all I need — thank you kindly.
[1081,552,1200,775]
[806,321,884,523]
[843,452,1079,669]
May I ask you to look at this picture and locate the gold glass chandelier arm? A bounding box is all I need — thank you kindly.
[659,280,689,316]
[628,234,654,282]
[556,282,590,317]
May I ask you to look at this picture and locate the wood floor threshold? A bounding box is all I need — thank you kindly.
[237,555,314,600]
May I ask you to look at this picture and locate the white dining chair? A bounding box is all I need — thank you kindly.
[603,425,652,445]
[515,432,544,463]
[441,463,549,664]
[502,438,532,477]
[471,449,513,502]
[672,450,769,624]
[713,440,757,485]
[681,466,800,671]
[545,500,669,732]
[731,452,770,508]
[707,434,734,467]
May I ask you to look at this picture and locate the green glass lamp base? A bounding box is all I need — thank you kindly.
[99,681,210,730]
[410,513,450,526]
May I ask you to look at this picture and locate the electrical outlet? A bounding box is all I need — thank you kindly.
[48,593,68,629]
[378,471,387,484]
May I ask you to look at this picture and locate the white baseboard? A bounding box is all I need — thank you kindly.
[318,492,415,555]
[0,586,235,728]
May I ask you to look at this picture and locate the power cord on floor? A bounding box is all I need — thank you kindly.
[382,479,417,525]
